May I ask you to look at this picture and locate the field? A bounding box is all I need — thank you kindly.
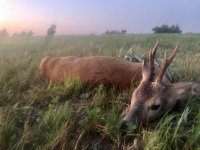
[0,34,200,150]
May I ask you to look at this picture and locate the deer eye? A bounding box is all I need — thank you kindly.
[149,104,160,111]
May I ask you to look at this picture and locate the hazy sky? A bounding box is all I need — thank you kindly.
[0,0,200,35]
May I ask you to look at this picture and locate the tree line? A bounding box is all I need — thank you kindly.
[0,24,183,38]
[0,24,57,38]
[152,24,182,33]
[0,29,34,37]
[104,29,127,35]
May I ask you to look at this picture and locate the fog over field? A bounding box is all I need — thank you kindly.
[0,0,200,35]
[0,1,200,150]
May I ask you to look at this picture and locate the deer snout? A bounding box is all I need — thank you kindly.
[120,108,141,129]
[119,119,132,129]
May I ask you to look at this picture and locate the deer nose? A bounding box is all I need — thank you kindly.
[119,119,137,130]
[119,119,130,129]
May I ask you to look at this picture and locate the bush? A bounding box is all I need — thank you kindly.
[152,24,182,33]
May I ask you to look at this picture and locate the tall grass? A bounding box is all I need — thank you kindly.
[0,34,200,149]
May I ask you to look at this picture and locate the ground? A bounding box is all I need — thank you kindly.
[0,34,200,150]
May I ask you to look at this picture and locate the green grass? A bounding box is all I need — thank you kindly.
[0,34,200,150]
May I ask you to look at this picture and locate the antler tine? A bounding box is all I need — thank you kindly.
[149,40,159,81]
[152,40,159,56]
[156,43,179,82]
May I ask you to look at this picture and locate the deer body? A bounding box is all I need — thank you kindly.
[40,41,200,126]
[40,56,169,88]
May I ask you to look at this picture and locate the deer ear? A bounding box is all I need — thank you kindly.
[142,60,150,80]
[171,83,196,103]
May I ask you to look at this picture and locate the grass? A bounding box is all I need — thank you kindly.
[0,34,200,150]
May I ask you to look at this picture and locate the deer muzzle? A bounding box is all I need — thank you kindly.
[120,107,142,129]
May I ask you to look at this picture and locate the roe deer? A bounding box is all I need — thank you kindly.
[121,41,200,126]
[40,54,170,88]
[39,41,200,125]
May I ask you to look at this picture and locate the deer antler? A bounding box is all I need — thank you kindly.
[156,43,179,82]
[149,40,159,81]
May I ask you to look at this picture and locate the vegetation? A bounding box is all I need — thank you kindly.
[0,34,200,149]
[152,24,182,33]
[0,29,34,38]
[47,25,56,36]
[0,29,9,37]
[105,29,127,35]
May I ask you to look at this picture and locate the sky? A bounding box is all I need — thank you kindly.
[0,0,200,35]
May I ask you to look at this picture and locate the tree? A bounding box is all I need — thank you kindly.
[27,31,34,37]
[47,24,56,36]
[152,24,182,33]
[12,30,34,37]
[12,33,19,37]
[0,29,9,37]
[20,31,27,36]
[105,29,127,35]
[120,30,127,34]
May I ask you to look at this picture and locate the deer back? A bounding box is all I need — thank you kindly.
[39,56,170,88]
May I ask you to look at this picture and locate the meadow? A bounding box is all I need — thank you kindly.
[0,34,200,150]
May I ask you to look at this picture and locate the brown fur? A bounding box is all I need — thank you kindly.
[40,56,169,88]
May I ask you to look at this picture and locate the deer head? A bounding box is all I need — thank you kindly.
[121,41,200,126]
